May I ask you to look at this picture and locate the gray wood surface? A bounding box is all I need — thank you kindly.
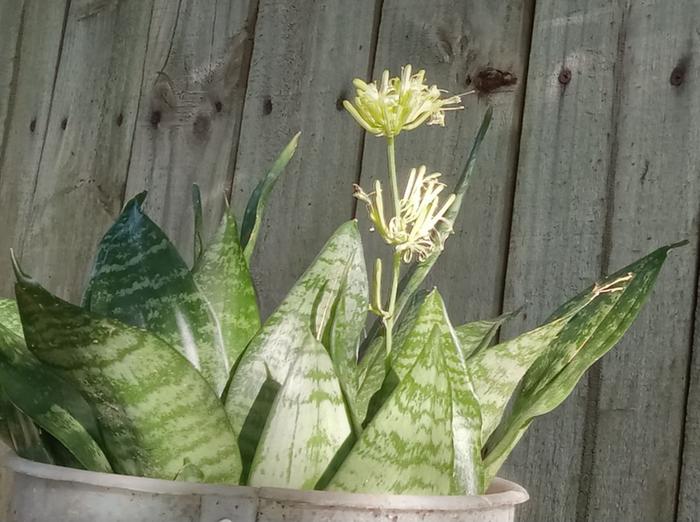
[0,2,698,521]
[9,0,154,302]
[503,1,700,521]
[230,0,378,316]
[680,282,700,522]
[500,2,626,520]
[124,0,256,263]
[357,0,534,324]
[0,0,68,297]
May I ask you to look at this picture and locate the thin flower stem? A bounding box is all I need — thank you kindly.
[386,137,401,219]
[383,251,402,358]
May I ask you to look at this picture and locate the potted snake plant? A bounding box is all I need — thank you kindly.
[0,66,680,522]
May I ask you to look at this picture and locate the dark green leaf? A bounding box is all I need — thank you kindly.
[16,268,242,483]
[83,192,230,395]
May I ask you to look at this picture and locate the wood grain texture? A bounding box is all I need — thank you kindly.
[0,0,68,297]
[125,0,256,264]
[500,2,624,520]
[12,0,155,302]
[679,275,700,522]
[356,0,534,326]
[583,2,700,520]
[503,1,700,521]
[230,0,378,316]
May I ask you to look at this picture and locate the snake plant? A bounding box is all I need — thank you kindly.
[0,66,680,496]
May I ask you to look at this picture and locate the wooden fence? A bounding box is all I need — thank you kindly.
[1,0,698,520]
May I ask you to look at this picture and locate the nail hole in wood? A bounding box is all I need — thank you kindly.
[29,119,36,132]
[670,66,685,86]
[263,96,273,115]
[60,117,68,130]
[116,113,124,126]
[214,100,223,112]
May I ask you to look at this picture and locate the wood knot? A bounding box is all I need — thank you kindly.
[214,100,223,113]
[473,67,517,94]
[558,67,572,85]
[193,113,211,139]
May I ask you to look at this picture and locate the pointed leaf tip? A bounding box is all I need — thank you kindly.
[10,250,30,284]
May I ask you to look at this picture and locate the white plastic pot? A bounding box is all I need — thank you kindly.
[0,450,528,521]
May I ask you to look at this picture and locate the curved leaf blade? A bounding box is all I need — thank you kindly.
[0,320,111,472]
[483,244,676,482]
[456,310,514,360]
[224,221,366,471]
[83,192,230,395]
[16,271,241,483]
[249,329,351,489]
[193,206,261,368]
[240,133,300,262]
[327,327,454,495]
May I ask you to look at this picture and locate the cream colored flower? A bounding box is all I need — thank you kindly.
[354,166,456,262]
[343,65,463,137]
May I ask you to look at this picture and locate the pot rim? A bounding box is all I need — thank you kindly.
[1,450,528,511]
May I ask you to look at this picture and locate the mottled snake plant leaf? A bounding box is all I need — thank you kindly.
[224,221,366,471]
[0,298,22,337]
[324,252,369,432]
[327,327,455,495]
[0,321,112,472]
[15,267,241,483]
[331,290,483,495]
[193,201,261,368]
[468,314,577,443]
[248,329,351,489]
[456,311,514,360]
[354,290,427,426]
[482,244,677,482]
[83,192,231,395]
[240,132,300,263]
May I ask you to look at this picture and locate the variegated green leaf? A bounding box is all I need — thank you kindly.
[483,244,676,482]
[224,221,366,471]
[240,133,300,262]
[192,184,205,265]
[327,327,454,495]
[0,298,22,338]
[249,329,351,489]
[456,311,514,360]
[193,204,261,368]
[16,269,241,483]
[3,401,53,464]
[325,253,369,432]
[354,290,428,426]
[0,317,111,472]
[333,290,483,494]
[83,192,230,395]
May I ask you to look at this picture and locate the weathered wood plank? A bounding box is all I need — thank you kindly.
[500,2,623,520]
[583,1,700,520]
[0,0,68,297]
[15,0,155,302]
[124,0,256,263]
[679,279,700,521]
[355,0,534,325]
[230,0,378,316]
[504,1,700,521]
